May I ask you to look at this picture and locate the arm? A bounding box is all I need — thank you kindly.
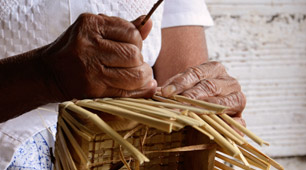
[153,26,208,86]
[154,26,246,118]
[0,14,156,123]
[0,46,60,121]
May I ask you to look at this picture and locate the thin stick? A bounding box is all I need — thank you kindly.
[64,101,149,164]
[99,99,203,126]
[58,117,88,165]
[214,160,235,170]
[189,112,240,156]
[56,128,78,170]
[138,0,164,30]
[121,98,215,114]
[210,114,247,144]
[216,153,255,170]
[152,95,180,104]
[241,144,284,170]
[173,95,228,112]
[145,144,216,154]
[192,125,215,140]
[237,147,270,170]
[220,114,269,146]
[217,147,267,170]
[227,138,250,167]
[77,100,173,133]
[201,115,244,145]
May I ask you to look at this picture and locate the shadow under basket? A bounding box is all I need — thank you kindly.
[54,103,216,170]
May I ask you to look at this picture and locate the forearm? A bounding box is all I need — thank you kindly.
[0,46,59,122]
[153,26,209,86]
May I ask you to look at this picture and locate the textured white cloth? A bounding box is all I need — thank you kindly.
[0,0,213,169]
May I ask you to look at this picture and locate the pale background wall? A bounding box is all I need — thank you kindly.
[205,0,306,159]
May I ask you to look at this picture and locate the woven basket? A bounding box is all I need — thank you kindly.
[54,101,216,170]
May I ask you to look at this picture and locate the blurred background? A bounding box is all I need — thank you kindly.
[204,0,306,169]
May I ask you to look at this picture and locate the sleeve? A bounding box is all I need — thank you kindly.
[161,0,214,28]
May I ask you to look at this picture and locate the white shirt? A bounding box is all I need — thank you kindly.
[0,0,213,168]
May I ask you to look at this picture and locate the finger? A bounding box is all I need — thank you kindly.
[95,39,143,67]
[200,91,246,117]
[131,15,153,40]
[98,14,143,49]
[161,62,228,97]
[181,78,241,99]
[103,79,157,98]
[101,63,153,91]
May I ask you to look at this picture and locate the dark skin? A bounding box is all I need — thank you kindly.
[0,14,156,122]
[0,13,246,126]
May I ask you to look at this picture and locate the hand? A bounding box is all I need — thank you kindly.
[161,61,246,118]
[42,13,156,101]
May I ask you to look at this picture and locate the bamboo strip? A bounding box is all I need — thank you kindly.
[58,117,88,166]
[121,98,215,114]
[227,138,250,167]
[201,115,244,145]
[61,111,92,141]
[173,95,228,112]
[220,114,269,146]
[192,125,215,140]
[189,112,240,156]
[152,95,180,104]
[104,99,204,126]
[119,147,132,170]
[238,148,269,170]
[64,102,149,164]
[54,149,62,170]
[57,125,79,170]
[60,109,94,137]
[100,99,202,127]
[217,146,269,170]
[215,153,255,170]
[214,160,235,170]
[170,121,186,131]
[77,100,173,133]
[55,142,69,170]
[241,144,284,170]
[210,114,247,144]
[101,99,174,120]
[144,144,216,154]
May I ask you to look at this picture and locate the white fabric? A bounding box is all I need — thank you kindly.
[0,0,213,169]
[162,0,214,28]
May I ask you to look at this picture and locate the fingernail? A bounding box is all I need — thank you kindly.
[162,85,176,97]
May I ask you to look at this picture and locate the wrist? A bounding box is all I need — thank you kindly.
[36,46,67,102]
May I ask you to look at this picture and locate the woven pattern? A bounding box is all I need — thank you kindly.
[55,108,194,170]
[0,0,18,20]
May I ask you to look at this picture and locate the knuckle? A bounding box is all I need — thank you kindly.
[126,44,142,62]
[186,67,202,82]
[78,13,96,23]
[116,44,142,66]
[136,66,149,80]
[212,61,226,72]
[199,80,217,96]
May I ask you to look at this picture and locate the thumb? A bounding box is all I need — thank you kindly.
[131,15,153,40]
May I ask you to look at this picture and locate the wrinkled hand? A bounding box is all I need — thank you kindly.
[42,13,156,101]
[161,61,246,119]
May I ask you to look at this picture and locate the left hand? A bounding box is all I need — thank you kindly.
[161,61,246,118]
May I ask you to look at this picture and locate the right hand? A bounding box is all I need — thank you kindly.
[42,13,156,101]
